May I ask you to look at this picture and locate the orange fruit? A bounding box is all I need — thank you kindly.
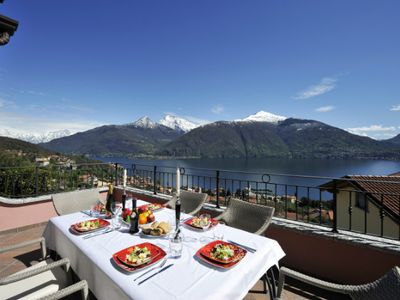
[139,214,148,225]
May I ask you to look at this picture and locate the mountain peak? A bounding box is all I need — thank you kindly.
[236,111,287,123]
[159,114,198,132]
[132,116,158,129]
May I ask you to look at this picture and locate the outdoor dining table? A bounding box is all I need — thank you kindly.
[43,199,285,300]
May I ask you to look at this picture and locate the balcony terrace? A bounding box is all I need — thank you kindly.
[1,163,399,299]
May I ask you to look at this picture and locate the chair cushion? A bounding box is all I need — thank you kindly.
[0,259,69,300]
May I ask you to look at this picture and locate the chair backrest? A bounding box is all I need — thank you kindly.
[180,190,208,215]
[220,197,275,235]
[168,190,208,215]
[349,266,400,300]
[52,188,102,215]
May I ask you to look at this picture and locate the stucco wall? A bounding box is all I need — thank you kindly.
[336,188,398,239]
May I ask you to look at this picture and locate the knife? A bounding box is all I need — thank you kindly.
[227,240,257,253]
[137,263,174,285]
[83,228,113,239]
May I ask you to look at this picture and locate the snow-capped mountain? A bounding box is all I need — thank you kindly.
[131,116,158,129]
[0,128,72,144]
[159,114,199,132]
[235,111,287,123]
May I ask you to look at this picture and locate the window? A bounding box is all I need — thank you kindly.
[355,192,369,211]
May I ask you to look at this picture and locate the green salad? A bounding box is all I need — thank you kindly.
[77,219,100,230]
[210,244,235,261]
[125,246,151,265]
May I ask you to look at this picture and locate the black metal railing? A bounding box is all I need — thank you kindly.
[1,162,399,240]
[0,163,123,198]
[125,163,400,241]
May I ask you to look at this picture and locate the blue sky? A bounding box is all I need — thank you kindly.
[0,0,399,139]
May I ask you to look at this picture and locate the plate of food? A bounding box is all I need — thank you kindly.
[184,216,218,231]
[71,218,110,234]
[195,240,247,269]
[140,221,172,238]
[112,243,166,272]
[92,202,107,215]
[138,203,165,212]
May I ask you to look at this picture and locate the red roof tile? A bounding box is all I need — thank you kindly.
[346,175,400,219]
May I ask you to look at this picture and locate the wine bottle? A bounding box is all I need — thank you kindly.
[129,198,139,234]
[122,189,126,210]
[105,183,114,215]
[175,195,181,230]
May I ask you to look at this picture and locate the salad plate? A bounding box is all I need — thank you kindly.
[70,218,110,234]
[196,240,247,269]
[184,217,218,231]
[112,242,166,273]
[138,203,165,212]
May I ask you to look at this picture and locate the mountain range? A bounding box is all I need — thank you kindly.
[38,111,400,160]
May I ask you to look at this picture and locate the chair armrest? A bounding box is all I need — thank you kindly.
[277,267,357,297]
[39,280,89,300]
[0,258,70,285]
[0,237,46,259]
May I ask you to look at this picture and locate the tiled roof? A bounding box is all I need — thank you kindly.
[345,175,400,219]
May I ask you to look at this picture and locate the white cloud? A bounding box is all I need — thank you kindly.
[211,105,224,114]
[390,105,400,111]
[346,124,398,139]
[294,77,337,100]
[315,105,335,113]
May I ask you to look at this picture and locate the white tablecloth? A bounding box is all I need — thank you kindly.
[43,200,285,300]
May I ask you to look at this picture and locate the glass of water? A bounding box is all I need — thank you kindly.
[169,235,183,258]
[213,221,225,240]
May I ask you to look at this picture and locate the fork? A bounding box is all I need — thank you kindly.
[133,258,167,282]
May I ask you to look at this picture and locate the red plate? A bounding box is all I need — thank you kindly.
[184,217,218,230]
[138,203,165,212]
[195,240,247,269]
[112,242,166,273]
[70,218,110,234]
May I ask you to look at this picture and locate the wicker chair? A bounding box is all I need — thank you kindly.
[277,266,400,299]
[0,237,88,299]
[215,197,275,235]
[166,190,208,215]
[52,188,103,215]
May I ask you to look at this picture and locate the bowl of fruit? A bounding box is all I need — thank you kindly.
[138,207,155,225]
[121,207,155,226]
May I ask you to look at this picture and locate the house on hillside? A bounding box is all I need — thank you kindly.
[321,174,400,239]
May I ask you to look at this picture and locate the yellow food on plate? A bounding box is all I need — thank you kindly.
[141,221,171,236]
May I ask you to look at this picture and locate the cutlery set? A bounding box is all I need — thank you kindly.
[227,240,257,253]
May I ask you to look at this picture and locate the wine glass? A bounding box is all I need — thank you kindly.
[111,202,122,229]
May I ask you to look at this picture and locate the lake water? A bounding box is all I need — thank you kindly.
[95,157,400,178]
[94,157,400,200]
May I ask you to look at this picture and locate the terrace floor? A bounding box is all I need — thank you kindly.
[0,224,349,300]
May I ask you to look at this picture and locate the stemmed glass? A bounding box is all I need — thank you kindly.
[111,202,122,229]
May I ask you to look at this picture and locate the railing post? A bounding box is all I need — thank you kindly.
[332,179,338,233]
[216,170,220,208]
[153,165,157,195]
[114,163,119,186]
[35,166,39,196]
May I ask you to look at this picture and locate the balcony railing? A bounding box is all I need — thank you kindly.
[1,162,399,240]
[125,163,400,241]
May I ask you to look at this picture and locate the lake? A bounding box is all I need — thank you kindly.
[94,157,400,200]
[95,157,400,178]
